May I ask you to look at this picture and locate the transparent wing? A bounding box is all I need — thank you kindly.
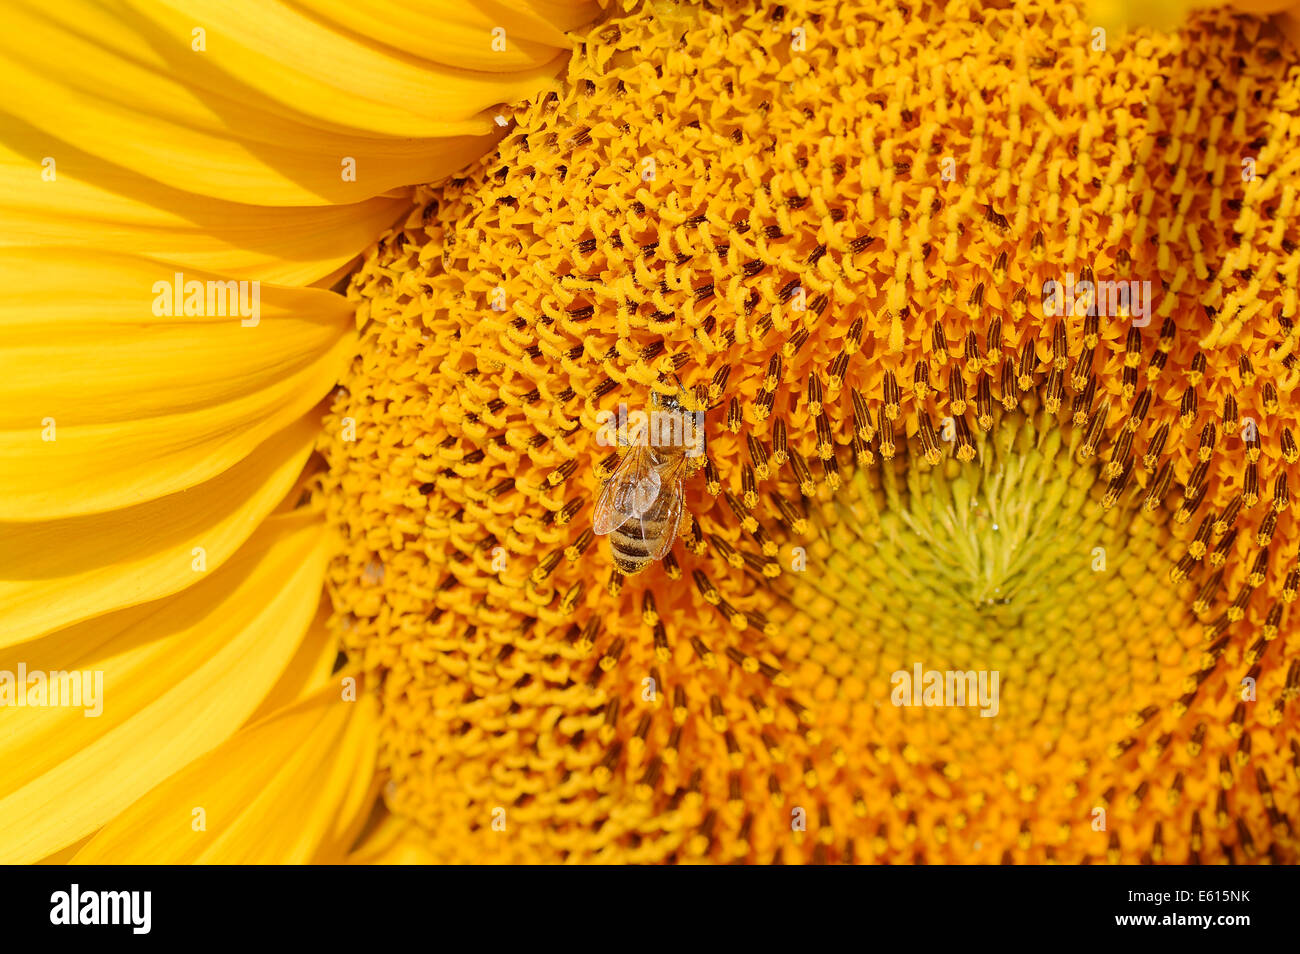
[592,444,656,535]
[642,457,686,561]
[642,475,686,564]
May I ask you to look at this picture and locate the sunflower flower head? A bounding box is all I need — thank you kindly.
[320,0,1299,863]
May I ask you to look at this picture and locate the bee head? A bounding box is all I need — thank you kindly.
[652,388,684,413]
[652,371,709,415]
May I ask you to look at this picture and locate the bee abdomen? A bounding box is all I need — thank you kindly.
[610,514,668,574]
[610,533,653,574]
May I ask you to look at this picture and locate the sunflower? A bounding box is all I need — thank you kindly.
[3,0,1297,865]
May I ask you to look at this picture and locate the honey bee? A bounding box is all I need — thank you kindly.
[592,386,702,575]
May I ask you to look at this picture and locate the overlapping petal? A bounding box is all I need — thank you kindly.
[0,415,321,648]
[0,128,410,285]
[347,813,438,864]
[0,0,602,864]
[0,248,356,519]
[0,512,330,863]
[0,0,598,205]
[72,679,379,864]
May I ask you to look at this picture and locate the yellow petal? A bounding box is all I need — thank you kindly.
[295,0,600,66]
[0,511,329,863]
[0,127,409,285]
[314,728,384,864]
[72,682,379,864]
[347,812,438,864]
[0,0,569,204]
[36,836,93,865]
[245,601,342,724]
[0,414,319,649]
[239,615,379,862]
[0,248,354,519]
[122,0,590,122]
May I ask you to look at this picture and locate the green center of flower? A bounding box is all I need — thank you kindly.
[769,402,1195,816]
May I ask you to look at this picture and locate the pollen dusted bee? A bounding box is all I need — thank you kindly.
[592,387,701,575]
